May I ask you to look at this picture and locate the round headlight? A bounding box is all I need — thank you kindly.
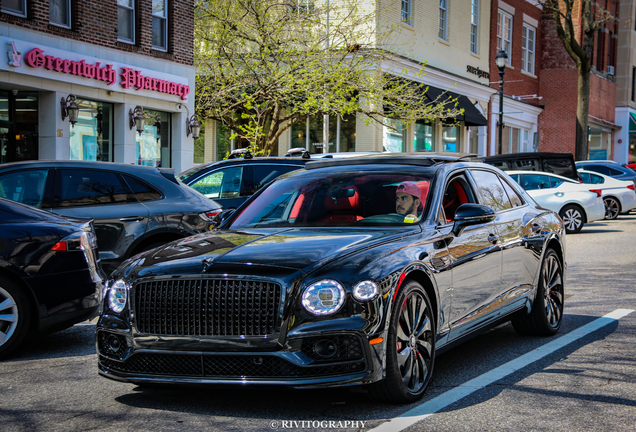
[352,280,379,301]
[301,279,346,316]
[108,279,128,314]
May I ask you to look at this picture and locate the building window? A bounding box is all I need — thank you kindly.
[2,0,27,17]
[401,0,412,26]
[415,122,434,151]
[49,0,71,28]
[152,0,168,51]
[383,119,406,152]
[442,124,459,152]
[497,10,513,65]
[118,0,135,44]
[69,99,113,162]
[291,114,355,154]
[521,24,536,74]
[470,0,479,54]
[439,0,448,40]
[136,109,171,167]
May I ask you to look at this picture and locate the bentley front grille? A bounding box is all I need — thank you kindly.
[134,279,281,336]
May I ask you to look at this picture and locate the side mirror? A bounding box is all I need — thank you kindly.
[212,208,235,227]
[452,203,496,236]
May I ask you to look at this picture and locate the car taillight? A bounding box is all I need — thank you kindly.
[628,184,635,191]
[589,189,603,197]
[199,209,222,221]
[51,227,101,282]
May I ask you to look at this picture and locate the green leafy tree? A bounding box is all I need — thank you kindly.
[195,0,460,154]
[542,0,613,161]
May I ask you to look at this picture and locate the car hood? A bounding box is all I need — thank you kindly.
[131,227,420,278]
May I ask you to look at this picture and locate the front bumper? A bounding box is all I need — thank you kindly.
[96,329,382,388]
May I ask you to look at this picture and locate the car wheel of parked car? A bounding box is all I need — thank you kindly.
[603,197,621,220]
[512,249,564,336]
[371,280,435,403]
[0,277,31,359]
[559,205,585,234]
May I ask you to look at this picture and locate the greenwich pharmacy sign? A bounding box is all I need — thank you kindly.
[19,46,190,100]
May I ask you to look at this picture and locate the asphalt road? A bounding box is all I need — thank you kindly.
[1,215,635,432]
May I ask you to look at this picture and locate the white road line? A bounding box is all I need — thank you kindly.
[370,309,634,432]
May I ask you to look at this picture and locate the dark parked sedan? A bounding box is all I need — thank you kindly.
[0,198,103,358]
[97,154,566,403]
[0,161,221,275]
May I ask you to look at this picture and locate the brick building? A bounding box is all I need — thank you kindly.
[0,0,196,173]
[488,0,544,156]
[539,0,619,160]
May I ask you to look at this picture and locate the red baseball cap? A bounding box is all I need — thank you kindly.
[396,181,424,211]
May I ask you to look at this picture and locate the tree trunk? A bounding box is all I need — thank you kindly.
[575,69,591,161]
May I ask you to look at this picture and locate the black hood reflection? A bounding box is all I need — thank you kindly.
[135,227,418,278]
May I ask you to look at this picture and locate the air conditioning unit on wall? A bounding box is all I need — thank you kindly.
[607,65,615,76]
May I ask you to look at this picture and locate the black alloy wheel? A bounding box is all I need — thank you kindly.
[603,197,621,220]
[559,205,585,234]
[0,277,31,359]
[370,280,435,403]
[512,249,564,336]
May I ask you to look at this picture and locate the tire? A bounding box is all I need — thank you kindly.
[370,280,435,403]
[559,205,585,234]
[603,197,621,220]
[512,249,564,336]
[0,277,31,359]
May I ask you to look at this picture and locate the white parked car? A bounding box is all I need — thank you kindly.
[507,171,605,234]
[578,169,636,219]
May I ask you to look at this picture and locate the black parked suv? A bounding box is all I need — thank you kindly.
[0,161,221,275]
[0,198,104,358]
[177,149,315,209]
[483,152,580,181]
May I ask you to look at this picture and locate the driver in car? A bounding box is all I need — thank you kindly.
[395,181,423,223]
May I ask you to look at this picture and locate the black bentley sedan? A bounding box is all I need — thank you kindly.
[97,154,566,403]
[0,198,103,358]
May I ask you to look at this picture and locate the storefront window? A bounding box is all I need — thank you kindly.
[384,118,405,153]
[468,126,479,155]
[442,124,459,152]
[1,91,39,164]
[588,128,611,160]
[629,138,636,163]
[414,121,434,151]
[136,109,170,167]
[291,114,355,154]
[70,99,112,162]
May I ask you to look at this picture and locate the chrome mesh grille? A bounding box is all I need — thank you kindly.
[134,279,281,336]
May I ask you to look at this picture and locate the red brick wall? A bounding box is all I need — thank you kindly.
[0,0,193,65]
[489,0,543,100]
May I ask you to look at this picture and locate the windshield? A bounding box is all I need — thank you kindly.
[229,171,434,229]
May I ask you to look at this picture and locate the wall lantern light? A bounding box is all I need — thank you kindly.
[129,106,146,135]
[61,94,80,127]
[187,115,201,139]
[494,49,508,155]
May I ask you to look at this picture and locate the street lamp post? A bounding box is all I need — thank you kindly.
[495,50,508,155]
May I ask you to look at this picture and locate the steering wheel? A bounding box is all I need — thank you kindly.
[357,213,411,223]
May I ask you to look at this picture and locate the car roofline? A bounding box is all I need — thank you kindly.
[305,153,477,170]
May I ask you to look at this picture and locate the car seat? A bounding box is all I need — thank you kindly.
[443,180,468,222]
[319,186,363,223]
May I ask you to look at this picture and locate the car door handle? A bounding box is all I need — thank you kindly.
[532,224,542,233]
[119,216,145,222]
[488,233,499,244]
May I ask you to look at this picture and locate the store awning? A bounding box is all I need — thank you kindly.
[629,112,636,132]
[424,86,488,127]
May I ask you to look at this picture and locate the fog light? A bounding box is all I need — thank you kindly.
[314,339,338,359]
[107,335,121,353]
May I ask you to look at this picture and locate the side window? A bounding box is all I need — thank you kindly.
[579,172,591,183]
[250,165,302,193]
[521,174,551,190]
[513,159,539,170]
[508,173,521,184]
[590,174,605,184]
[0,170,49,208]
[57,169,129,207]
[189,167,243,199]
[442,175,476,222]
[122,175,162,202]
[586,165,610,175]
[548,176,564,188]
[470,170,512,212]
[499,178,524,207]
[543,158,575,177]
[607,167,624,176]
